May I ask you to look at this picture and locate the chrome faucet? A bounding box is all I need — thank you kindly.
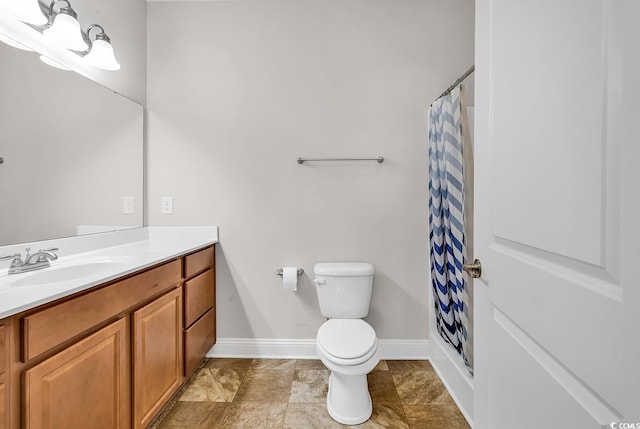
[0,247,59,274]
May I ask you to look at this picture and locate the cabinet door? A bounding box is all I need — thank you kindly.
[0,383,5,429]
[23,318,129,429]
[133,288,183,429]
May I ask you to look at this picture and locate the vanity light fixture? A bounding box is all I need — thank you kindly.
[4,0,48,26]
[42,0,88,52]
[3,0,120,71]
[84,25,120,71]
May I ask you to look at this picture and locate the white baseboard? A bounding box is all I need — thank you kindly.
[377,339,431,360]
[206,338,317,359]
[206,338,430,360]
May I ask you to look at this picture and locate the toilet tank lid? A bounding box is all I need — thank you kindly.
[314,262,374,277]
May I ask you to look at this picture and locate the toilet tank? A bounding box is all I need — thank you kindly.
[313,262,374,318]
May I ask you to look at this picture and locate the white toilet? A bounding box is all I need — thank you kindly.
[313,262,379,425]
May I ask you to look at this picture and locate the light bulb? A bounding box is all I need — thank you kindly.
[43,8,88,51]
[85,37,120,70]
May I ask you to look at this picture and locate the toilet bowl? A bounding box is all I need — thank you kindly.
[316,318,380,425]
[313,262,378,425]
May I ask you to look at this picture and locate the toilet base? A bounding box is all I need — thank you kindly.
[326,372,373,425]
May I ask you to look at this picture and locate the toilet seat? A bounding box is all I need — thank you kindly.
[317,319,377,366]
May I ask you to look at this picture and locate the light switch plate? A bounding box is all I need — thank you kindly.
[123,197,134,214]
[161,197,173,214]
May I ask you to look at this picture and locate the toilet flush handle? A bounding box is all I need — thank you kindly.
[313,278,326,286]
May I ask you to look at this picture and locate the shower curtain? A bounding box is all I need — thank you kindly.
[428,85,472,374]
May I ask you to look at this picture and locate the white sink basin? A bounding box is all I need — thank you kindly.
[6,258,132,287]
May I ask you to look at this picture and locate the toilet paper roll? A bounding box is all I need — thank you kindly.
[282,267,298,292]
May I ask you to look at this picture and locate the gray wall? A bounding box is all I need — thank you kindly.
[147,0,475,340]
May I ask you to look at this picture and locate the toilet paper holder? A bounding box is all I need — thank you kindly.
[276,268,304,276]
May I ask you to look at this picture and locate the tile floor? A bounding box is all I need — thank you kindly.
[152,359,470,429]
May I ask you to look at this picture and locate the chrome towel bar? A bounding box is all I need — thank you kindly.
[297,157,384,164]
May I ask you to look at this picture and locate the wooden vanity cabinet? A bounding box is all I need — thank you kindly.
[2,243,216,429]
[18,258,181,429]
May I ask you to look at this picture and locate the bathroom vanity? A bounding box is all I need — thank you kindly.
[0,227,217,429]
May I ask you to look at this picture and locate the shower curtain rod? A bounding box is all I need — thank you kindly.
[437,65,475,99]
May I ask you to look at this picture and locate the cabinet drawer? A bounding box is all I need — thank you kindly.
[184,246,214,278]
[0,325,5,375]
[22,259,181,362]
[184,270,214,328]
[184,308,215,377]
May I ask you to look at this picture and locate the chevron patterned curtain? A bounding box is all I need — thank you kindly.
[428,86,472,374]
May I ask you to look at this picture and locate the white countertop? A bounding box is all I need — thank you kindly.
[0,227,218,319]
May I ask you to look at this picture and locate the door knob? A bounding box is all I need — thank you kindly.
[462,259,482,278]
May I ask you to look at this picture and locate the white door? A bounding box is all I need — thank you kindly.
[474,1,640,428]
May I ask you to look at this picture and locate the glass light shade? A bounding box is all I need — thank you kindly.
[85,38,120,70]
[43,10,88,51]
[6,0,48,25]
[0,32,33,51]
[39,55,71,71]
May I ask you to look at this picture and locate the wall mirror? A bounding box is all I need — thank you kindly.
[0,39,143,246]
